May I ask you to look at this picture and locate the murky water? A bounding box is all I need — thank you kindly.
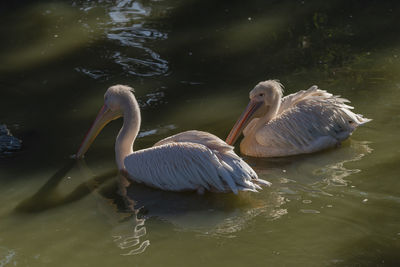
[1,0,400,266]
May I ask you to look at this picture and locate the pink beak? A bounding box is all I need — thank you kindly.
[226,100,263,145]
[76,104,121,158]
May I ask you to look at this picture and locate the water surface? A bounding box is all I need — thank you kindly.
[1,0,400,266]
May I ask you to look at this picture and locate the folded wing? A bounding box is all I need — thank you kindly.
[125,131,270,193]
[256,86,371,154]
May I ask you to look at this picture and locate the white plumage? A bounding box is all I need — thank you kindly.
[76,85,270,194]
[226,80,371,157]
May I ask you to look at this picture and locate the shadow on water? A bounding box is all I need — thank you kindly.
[11,132,374,250]
[12,157,284,254]
[14,160,117,213]
[12,159,152,255]
[1,0,399,263]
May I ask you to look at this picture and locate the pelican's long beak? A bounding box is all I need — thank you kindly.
[226,100,263,145]
[76,104,121,158]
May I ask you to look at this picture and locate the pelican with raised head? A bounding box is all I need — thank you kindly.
[226,80,371,157]
[76,85,270,194]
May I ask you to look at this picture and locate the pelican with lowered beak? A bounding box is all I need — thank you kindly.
[76,85,270,194]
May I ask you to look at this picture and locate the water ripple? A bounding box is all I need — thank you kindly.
[111,213,150,256]
[74,67,108,80]
[77,0,169,78]
[0,247,15,267]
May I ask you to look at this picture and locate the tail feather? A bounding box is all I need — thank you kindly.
[255,178,272,187]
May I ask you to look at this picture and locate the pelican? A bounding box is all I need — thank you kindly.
[76,85,270,194]
[226,80,371,157]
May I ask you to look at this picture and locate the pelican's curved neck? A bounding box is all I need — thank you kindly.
[256,93,281,129]
[115,96,141,170]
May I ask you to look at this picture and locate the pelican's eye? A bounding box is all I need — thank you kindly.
[258,93,264,97]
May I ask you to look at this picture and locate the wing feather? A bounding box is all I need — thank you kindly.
[125,137,270,193]
[125,142,262,193]
[154,130,233,154]
[256,85,371,154]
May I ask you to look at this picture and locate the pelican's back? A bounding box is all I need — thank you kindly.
[154,130,233,154]
[125,131,270,193]
[251,86,371,157]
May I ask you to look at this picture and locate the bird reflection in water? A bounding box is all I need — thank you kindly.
[14,159,150,256]
[12,139,372,255]
[12,157,283,255]
[245,139,373,207]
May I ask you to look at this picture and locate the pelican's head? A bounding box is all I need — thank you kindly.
[225,80,283,145]
[76,85,134,158]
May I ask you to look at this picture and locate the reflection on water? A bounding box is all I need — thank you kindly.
[11,157,285,256]
[138,124,176,138]
[9,121,373,258]
[14,160,151,256]
[1,0,400,265]
[248,139,373,213]
[82,174,152,256]
[126,187,286,236]
[76,0,169,78]
[251,140,372,184]
[206,192,287,236]
[74,67,108,80]
[0,247,15,267]
[317,141,373,187]
[111,212,150,256]
[94,182,151,256]
[140,91,167,108]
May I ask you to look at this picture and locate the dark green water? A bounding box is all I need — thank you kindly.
[1,0,399,266]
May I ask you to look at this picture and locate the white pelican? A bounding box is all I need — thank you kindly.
[226,80,371,157]
[76,85,270,194]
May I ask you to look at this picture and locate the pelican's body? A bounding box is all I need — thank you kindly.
[226,80,371,157]
[76,85,270,194]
